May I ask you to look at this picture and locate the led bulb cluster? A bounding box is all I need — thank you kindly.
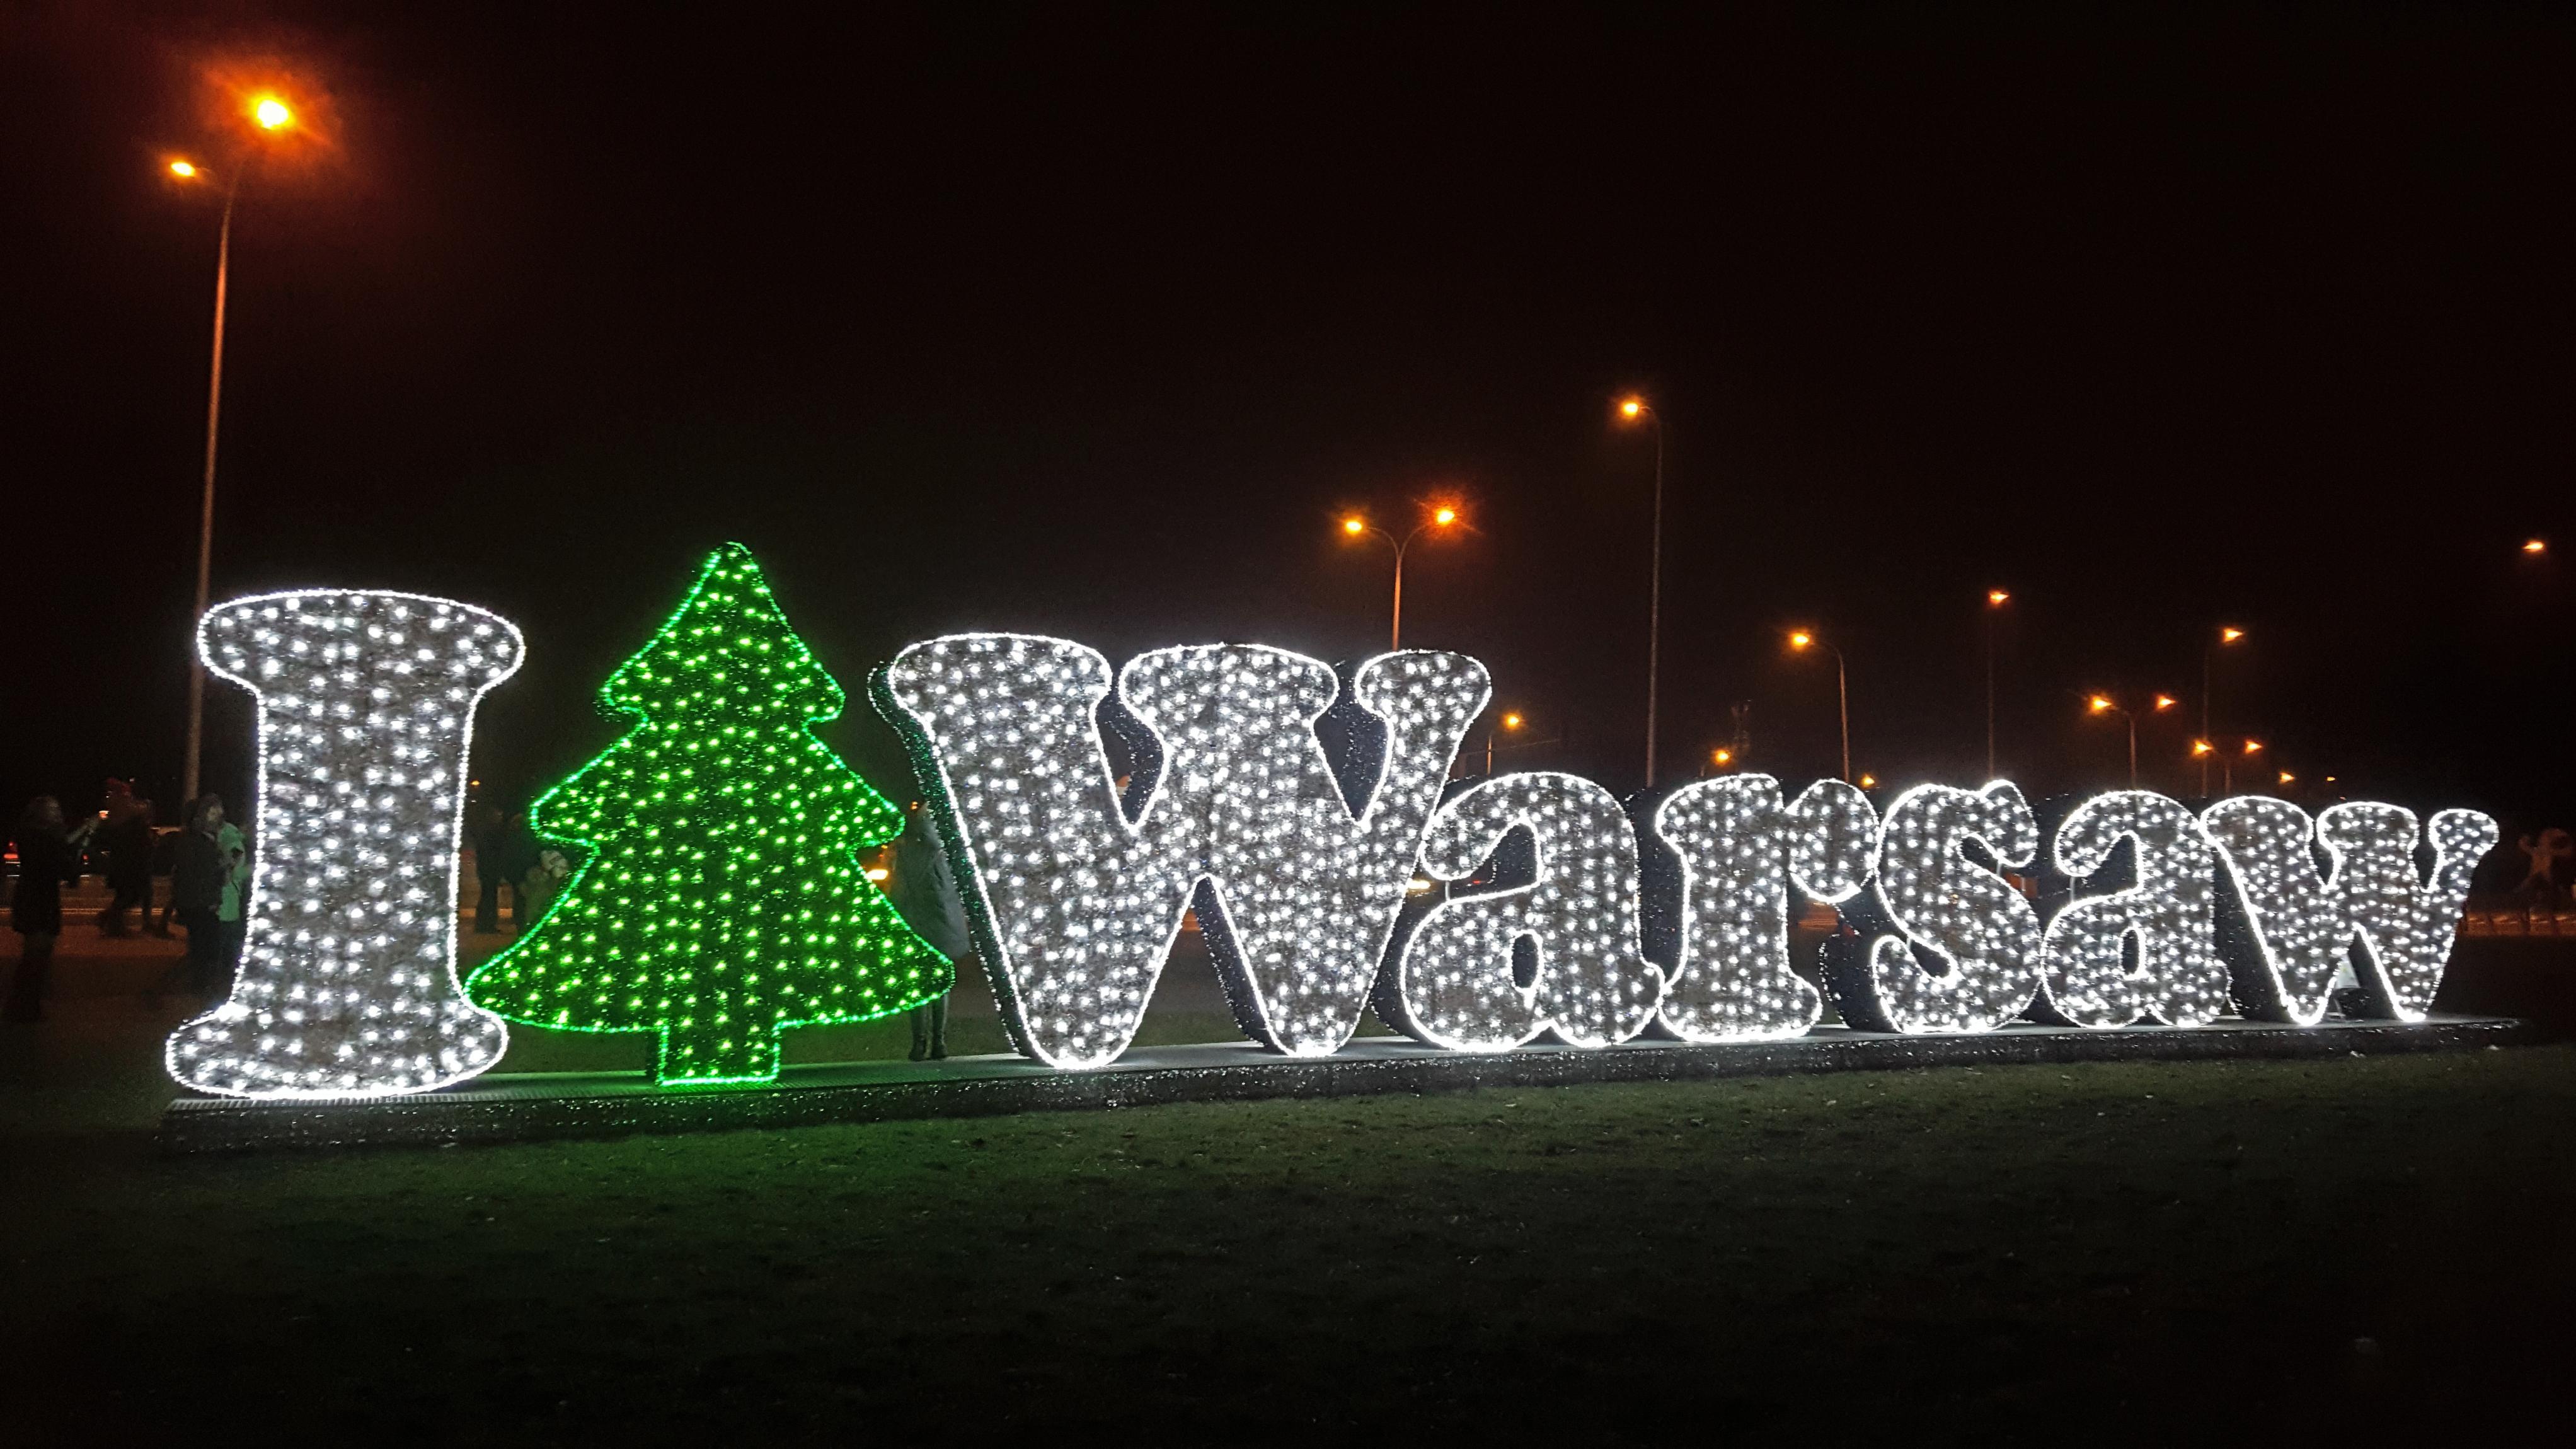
[1650,775,1877,1041]
[2205,796,2495,1024]
[1389,771,1662,1051]
[2039,790,2229,1027]
[877,634,1486,1068]
[465,545,950,1085]
[1835,782,2045,1034]
[169,591,520,1099]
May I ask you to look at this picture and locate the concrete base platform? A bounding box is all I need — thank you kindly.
[158,1014,2541,1153]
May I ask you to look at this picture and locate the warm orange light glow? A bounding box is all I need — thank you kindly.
[1987,589,2010,607]
[168,159,199,178]
[1788,631,1814,650]
[1341,516,1366,536]
[253,95,292,130]
[1858,773,1877,789]
[1711,748,1734,766]
[2154,694,2178,712]
[2525,538,2548,555]
[1618,397,1645,420]
[864,866,890,882]
[2242,739,2263,755]
[2277,771,2295,785]
[2088,695,2115,714]
[1502,712,1523,731]
[1432,506,1459,526]
[2220,626,2245,644]
[2192,739,2214,756]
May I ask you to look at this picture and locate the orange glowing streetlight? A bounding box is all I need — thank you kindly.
[2192,739,2215,757]
[2154,694,2178,712]
[1614,394,1668,786]
[2084,694,2166,788]
[1788,629,1851,783]
[2277,770,2296,786]
[2242,737,2263,754]
[1858,773,1878,790]
[168,84,307,804]
[2524,538,2548,555]
[1340,502,1464,651]
[1711,747,1734,768]
[1983,589,2013,778]
[2199,625,2248,799]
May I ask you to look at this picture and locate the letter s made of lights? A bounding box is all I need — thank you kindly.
[168,591,521,1098]
[1387,771,1663,1051]
[2038,790,2231,1027]
[876,635,1487,1068]
[1826,780,2044,1034]
[2202,797,2496,1024]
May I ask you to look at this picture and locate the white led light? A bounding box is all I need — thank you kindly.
[1829,780,2043,1034]
[1651,775,1877,1041]
[168,590,521,1098]
[877,634,1486,1068]
[1386,771,1662,1051]
[2204,796,2496,1024]
[2038,790,2230,1027]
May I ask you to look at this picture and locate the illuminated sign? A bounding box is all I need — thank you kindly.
[172,589,2499,1099]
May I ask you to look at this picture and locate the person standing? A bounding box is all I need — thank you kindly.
[97,778,153,936]
[168,795,234,996]
[212,809,250,989]
[8,797,98,1022]
[888,802,970,1061]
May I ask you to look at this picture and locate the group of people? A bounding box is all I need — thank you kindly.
[7,783,249,1022]
[465,803,570,936]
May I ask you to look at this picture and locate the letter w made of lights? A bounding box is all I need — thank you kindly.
[875,634,1489,1069]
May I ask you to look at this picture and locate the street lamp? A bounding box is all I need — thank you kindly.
[2523,538,2547,555]
[1485,710,1523,775]
[2199,625,2245,799]
[170,88,299,807]
[2087,693,2176,789]
[1615,395,1666,787]
[1788,629,1850,783]
[1339,503,1463,652]
[1984,588,2010,779]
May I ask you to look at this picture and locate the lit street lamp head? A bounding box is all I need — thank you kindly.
[2220,626,2245,644]
[168,159,200,178]
[252,95,294,130]
[1987,589,2010,607]
[1618,396,1647,421]
[1788,630,1813,651]
[1340,516,1366,536]
[2525,538,2548,555]
[1432,505,1458,527]
[2154,694,2178,712]
[2088,695,2115,713]
[2243,739,2263,754]
[2192,739,2215,757]
[1502,712,1523,730]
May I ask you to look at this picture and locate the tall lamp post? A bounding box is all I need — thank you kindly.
[2088,692,2176,790]
[2199,625,2245,799]
[1340,504,1461,652]
[170,91,296,806]
[1616,396,1665,787]
[1984,589,2010,779]
[1788,630,1849,783]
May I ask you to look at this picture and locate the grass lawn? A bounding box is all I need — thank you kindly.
[6,1041,2572,1443]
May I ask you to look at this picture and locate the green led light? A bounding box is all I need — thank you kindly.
[466,543,950,1085]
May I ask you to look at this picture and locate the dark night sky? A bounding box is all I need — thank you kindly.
[5,3,2571,840]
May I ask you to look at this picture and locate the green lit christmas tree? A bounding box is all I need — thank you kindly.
[467,543,950,1085]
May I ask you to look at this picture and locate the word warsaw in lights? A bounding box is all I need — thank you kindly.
[174,572,2499,1100]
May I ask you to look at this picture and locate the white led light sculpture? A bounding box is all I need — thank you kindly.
[168,590,522,1098]
[1830,781,2044,1034]
[1650,776,1877,1041]
[877,634,1486,1068]
[2202,797,2496,1024]
[1387,772,1662,1051]
[2038,790,2231,1027]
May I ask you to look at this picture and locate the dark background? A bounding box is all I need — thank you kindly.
[4,3,2568,845]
